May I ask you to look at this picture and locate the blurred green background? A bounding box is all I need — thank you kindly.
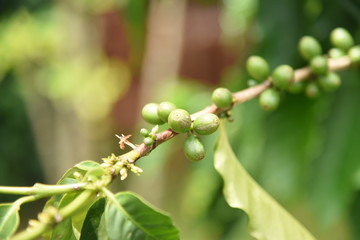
[1,0,360,239]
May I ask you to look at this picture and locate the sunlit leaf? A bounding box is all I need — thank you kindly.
[214,122,316,240]
[104,191,179,240]
[0,203,19,239]
[80,198,106,240]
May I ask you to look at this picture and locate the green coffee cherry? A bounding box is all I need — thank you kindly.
[299,36,322,60]
[328,48,346,58]
[193,113,220,135]
[348,46,360,64]
[318,72,341,92]
[141,103,164,125]
[310,56,328,75]
[272,65,294,89]
[287,81,304,94]
[330,28,354,50]
[183,135,205,161]
[211,88,233,108]
[144,137,154,146]
[305,82,320,98]
[168,109,192,133]
[259,88,280,111]
[246,56,270,81]
[158,101,177,122]
[140,128,149,137]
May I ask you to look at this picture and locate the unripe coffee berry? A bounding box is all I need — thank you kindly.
[330,28,354,50]
[272,65,294,89]
[168,109,192,133]
[310,56,328,75]
[305,82,320,98]
[183,135,205,161]
[193,113,220,135]
[299,36,322,60]
[287,81,304,94]
[140,128,149,137]
[348,46,360,64]
[211,88,233,109]
[157,101,177,122]
[141,103,164,125]
[246,56,270,81]
[318,72,341,92]
[328,48,345,58]
[144,137,154,146]
[259,88,280,111]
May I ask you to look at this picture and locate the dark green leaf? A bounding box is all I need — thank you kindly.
[0,203,19,239]
[104,191,179,240]
[214,122,315,240]
[80,198,106,240]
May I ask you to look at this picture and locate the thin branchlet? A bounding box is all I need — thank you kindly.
[122,56,352,163]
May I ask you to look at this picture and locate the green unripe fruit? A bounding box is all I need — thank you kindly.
[318,72,341,92]
[310,56,328,75]
[348,46,360,64]
[157,101,177,122]
[330,28,354,50]
[259,88,280,111]
[246,56,270,81]
[144,137,154,146]
[193,113,220,135]
[183,135,205,161]
[140,128,149,137]
[272,65,294,89]
[305,82,320,98]
[328,48,346,58]
[299,36,322,60]
[141,103,164,125]
[168,109,192,133]
[211,88,233,108]
[287,81,304,94]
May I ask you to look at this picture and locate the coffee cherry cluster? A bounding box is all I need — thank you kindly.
[244,27,358,111]
[136,28,358,166]
[245,55,291,111]
[141,101,221,162]
[299,28,356,97]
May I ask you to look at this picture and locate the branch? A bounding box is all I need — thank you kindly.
[4,56,354,240]
[0,183,86,196]
[127,56,352,163]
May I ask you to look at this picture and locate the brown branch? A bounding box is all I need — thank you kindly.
[129,56,353,162]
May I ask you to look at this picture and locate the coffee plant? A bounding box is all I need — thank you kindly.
[0,25,359,240]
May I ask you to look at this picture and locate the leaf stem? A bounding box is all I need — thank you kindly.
[0,183,86,196]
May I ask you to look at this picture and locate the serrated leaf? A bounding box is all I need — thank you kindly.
[104,192,179,240]
[80,198,106,240]
[214,122,316,240]
[0,203,19,239]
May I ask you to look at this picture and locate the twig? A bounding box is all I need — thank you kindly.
[128,56,352,163]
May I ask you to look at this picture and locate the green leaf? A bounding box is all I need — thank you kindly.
[44,161,99,209]
[59,161,100,183]
[104,191,179,240]
[214,122,316,240]
[80,198,106,240]
[0,203,19,239]
[50,217,77,240]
